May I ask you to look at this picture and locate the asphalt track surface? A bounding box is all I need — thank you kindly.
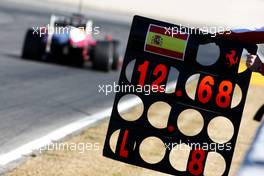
[0,0,218,167]
[0,1,130,155]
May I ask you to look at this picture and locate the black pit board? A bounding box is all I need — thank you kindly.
[103,15,257,176]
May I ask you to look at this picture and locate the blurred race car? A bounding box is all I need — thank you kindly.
[22,14,120,71]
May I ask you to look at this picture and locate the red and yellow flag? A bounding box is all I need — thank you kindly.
[144,24,189,60]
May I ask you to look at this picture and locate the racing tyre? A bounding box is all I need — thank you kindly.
[92,41,113,71]
[22,29,44,60]
[112,40,120,70]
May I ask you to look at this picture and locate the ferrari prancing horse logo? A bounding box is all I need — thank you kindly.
[226,50,239,68]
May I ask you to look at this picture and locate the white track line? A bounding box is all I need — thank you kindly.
[0,97,142,166]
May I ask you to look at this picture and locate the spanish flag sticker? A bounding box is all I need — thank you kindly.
[144,24,189,61]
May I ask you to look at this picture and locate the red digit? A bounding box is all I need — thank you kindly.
[120,130,129,158]
[151,64,167,91]
[216,80,233,108]
[197,76,215,104]
[188,149,205,175]
[137,61,149,86]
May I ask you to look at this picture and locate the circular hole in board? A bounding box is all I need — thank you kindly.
[117,94,144,121]
[109,129,120,153]
[177,109,204,136]
[165,67,179,94]
[125,59,136,83]
[196,43,220,66]
[139,137,166,164]
[238,49,249,74]
[207,116,234,144]
[185,74,200,100]
[231,84,242,108]
[147,101,171,129]
[169,143,191,171]
[109,129,136,154]
[204,152,226,176]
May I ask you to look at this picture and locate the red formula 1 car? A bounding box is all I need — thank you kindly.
[22,14,120,71]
